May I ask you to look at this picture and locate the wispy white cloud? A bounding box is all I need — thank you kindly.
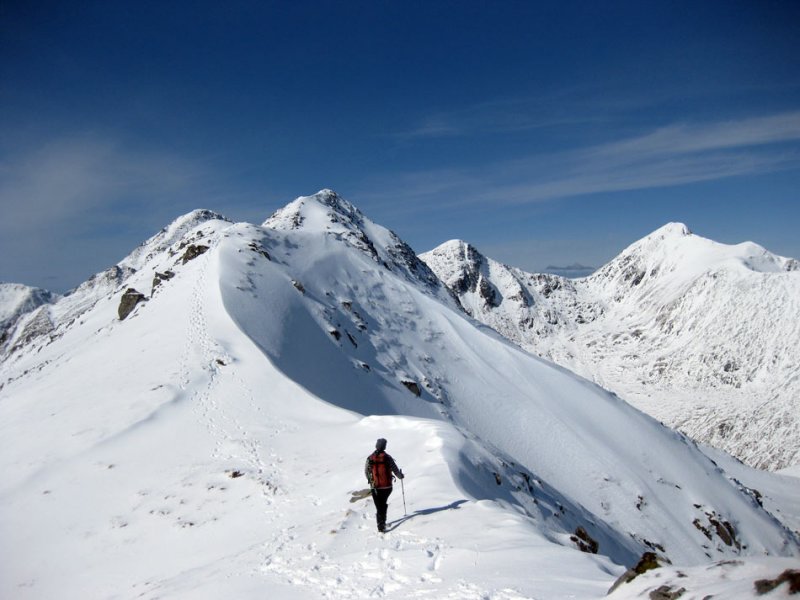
[0,133,217,289]
[591,111,800,159]
[0,135,204,229]
[370,110,800,210]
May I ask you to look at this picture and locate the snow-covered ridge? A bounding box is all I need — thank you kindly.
[121,208,231,272]
[1,192,799,599]
[422,224,800,471]
[0,209,232,364]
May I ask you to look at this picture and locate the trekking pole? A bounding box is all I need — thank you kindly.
[401,478,407,516]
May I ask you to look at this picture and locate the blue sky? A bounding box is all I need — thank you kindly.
[2,1,799,291]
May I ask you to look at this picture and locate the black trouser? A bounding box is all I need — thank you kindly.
[371,487,393,531]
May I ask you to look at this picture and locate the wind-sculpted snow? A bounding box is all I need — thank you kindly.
[1,193,798,599]
[422,225,800,471]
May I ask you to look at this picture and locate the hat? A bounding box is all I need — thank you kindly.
[375,438,387,451]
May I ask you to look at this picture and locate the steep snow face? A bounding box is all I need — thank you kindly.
[421,224,800,471]
[1,196,798,599]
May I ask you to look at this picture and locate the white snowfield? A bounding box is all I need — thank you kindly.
[421,224,800,472]
[1,191,798,599]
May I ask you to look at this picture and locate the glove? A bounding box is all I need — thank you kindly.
[398,472,405,479]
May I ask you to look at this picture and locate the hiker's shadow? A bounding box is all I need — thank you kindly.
[385,499,468,532]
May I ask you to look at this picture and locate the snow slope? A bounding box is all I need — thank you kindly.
[421,226,800,471]
[1,192,798,599]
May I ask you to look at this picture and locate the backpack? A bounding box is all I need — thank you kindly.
[369,451,393,488]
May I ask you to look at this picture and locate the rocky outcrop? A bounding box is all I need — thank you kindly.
[180,244,209,264]
[571,526,599,554]
[151,270,175,294]
[118,288,146,320]
[401,380,421,396]
[754,569,800,595]
[607,552,663,594]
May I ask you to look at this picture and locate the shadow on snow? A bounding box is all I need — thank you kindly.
[385,499,469,532]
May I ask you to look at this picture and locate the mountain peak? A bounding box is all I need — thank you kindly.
[168,208,230,231]
[650,222,692,238]
[121,208,231,272]
[607,222,797,281]
[263,189,364,232]
[427,239,483,260]
[264,191,453,303]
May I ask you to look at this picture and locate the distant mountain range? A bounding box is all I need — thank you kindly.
[421,224,800,471]
[543,263,597,278]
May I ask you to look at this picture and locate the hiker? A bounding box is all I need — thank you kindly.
[365,438,404,532]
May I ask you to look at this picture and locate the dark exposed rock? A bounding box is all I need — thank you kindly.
[151,270,175,294]
[247,241,271,260]
[693,509,740,549]
[180,244,209,264]
[401,380,421,396]
[608,552,663,594]
[745,486,764,507]
[571,526,599,554]
[754,569,800,595]
[450,244,485,295]
[693,518,713,540]
[648,585,685,599]
[478,276,499,308]
[329,329,341,341]
[118,288,146,320]
[709,515,739,548]
[292,280,305,294]
[386,236,441,289]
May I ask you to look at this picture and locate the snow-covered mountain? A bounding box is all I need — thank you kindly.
[421,225,800,472]
[0,283,58,347]
[1,192,798,599]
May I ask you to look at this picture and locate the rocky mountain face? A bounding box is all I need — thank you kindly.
[421,224,800,471]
